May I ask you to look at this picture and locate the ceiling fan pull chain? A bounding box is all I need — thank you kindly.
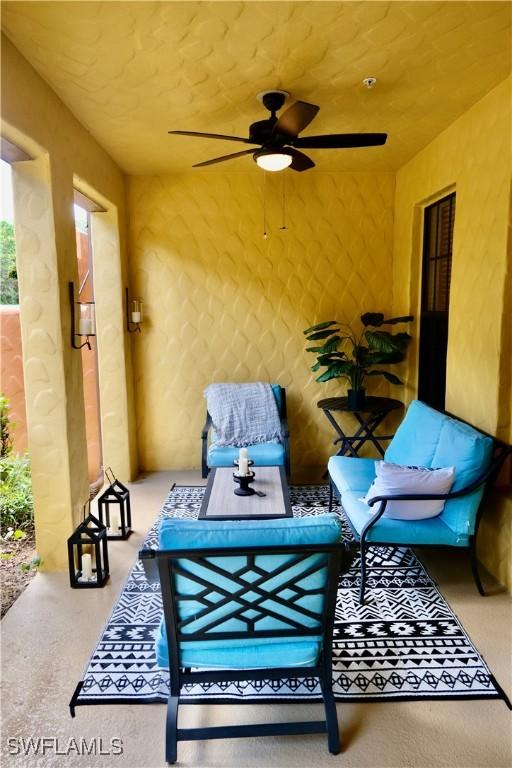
[280,173,287,231]
[263,171,269,240]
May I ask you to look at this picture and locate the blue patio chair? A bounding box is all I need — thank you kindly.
[328,400,511,604]
[201,383,290,478]
[140,514,346,764]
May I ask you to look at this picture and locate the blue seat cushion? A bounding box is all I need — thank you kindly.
[208,441,285,467]
[328,456,376,492]
[341,491,469,547]
[156,514,342,670]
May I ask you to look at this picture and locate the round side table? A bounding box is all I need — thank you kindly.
[317,396,403,458]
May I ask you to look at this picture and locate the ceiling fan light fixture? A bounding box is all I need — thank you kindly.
[254,149,293,172]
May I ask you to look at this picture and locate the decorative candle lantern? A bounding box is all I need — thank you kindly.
[67,502,109,588]
[97,467,132,540]
[69,281,96,350]
[126,287,143,333]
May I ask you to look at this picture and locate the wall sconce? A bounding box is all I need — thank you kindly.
[69,281,96,350]
[126,288,143,333]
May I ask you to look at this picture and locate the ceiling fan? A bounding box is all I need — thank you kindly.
[169,90,387,172]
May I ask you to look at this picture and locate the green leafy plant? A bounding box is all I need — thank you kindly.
[0,453,34,533]
[0,394,12,458]
[0,220,19,304]
[20,556,43,573]
[304,312,414,392]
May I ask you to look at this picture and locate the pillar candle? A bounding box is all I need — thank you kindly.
[239,448,248,460]
[131,311,141,323]
[81,553,93,580]
[79,318,93,335]
[238,457,248,476]
[110,510,121,534]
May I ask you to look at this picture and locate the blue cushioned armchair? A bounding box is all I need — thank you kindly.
[201,383,290,478]
[140,514,346,764]
[328,400,511,604]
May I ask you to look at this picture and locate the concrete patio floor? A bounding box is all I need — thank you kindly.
[1,470,511,768]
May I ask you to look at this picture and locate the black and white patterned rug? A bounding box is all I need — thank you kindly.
[71,485,509,709]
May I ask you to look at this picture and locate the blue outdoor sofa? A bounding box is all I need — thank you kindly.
[328,399,511,603]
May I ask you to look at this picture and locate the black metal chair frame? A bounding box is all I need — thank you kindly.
[140,541,346,764]
[201,386,290,478]
[329,435,511,605]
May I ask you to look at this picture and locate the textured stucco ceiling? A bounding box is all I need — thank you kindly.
[2,1,511,175]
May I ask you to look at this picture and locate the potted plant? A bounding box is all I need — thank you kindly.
[304,312,414,409]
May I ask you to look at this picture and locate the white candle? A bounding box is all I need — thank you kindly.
[238,457,248,476]
[131,311,141,323]
[110,510,121,535]
[239,448,248,460]
[81,553,93,579]
[79,318,93,335]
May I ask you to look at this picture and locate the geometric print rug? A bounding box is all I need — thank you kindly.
[71,485,509,710]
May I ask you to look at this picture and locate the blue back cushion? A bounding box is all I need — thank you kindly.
[271,384,283,415]
[159,515,341,637]
[431,418,493,535]
[385,400,448,466]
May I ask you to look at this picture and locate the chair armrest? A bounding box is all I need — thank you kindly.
[367,444,512,509]
[201,412,212,439]
[139,549,160,584]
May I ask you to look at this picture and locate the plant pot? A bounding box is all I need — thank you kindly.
[347,388,366,410]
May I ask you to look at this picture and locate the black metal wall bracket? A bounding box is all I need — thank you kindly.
[69,281,92,350]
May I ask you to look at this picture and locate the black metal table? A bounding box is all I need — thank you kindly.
[318,396,403,458]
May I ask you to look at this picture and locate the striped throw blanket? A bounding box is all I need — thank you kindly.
[204,382,282,447]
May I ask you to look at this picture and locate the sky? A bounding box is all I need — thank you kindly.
[1,159,14,223]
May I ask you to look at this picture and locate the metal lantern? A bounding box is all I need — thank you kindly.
[97,467,132,540]
[67,502,109,588]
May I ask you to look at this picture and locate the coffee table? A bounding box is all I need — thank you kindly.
[199,466,292,520]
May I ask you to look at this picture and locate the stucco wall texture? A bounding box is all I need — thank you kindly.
[127,171,396,471]
[392,78,512,590]
[0,307,27,454]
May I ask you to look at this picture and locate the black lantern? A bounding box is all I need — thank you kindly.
[97,467,132,540]
[67,502,109,588]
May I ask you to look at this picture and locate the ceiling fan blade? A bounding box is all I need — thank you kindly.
[169,130,257,145]
[294,133,388,149]
[289,148,315,172]
[192,149,256,168]
[274,101,320,138]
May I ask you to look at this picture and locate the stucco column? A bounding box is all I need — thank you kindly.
[11,155,89,569]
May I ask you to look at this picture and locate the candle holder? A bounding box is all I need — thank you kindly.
[69,281,96,350]
[233,459,254,469]
[126,288,143,333]
[233,470,256,496]
[67,501,109,588]
[97,467,132,540]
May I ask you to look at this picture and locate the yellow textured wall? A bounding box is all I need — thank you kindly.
[1,36,135,569]
[128,171,395,471]
[392,78,512,590]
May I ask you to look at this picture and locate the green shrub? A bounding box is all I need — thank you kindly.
[0,394,12,458]
[0,453,34,533]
